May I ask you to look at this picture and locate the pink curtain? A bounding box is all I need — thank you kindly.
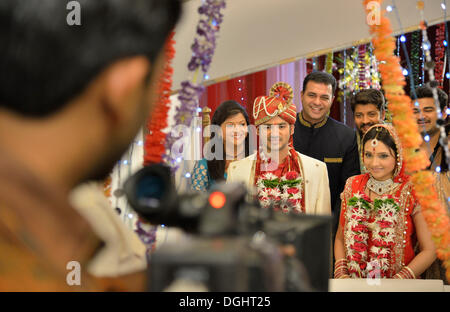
[265,59,307,112]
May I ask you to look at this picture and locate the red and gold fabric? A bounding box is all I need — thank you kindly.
[253,82,297,126]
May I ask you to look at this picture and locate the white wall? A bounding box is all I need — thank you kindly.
[172,0,449,90]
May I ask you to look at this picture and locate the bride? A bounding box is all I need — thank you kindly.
[334,124,436,279]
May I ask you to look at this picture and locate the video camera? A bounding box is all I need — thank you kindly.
[124,164,332,292]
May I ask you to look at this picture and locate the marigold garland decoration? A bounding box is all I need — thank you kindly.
[144,32,176,165]
[137,32,176,254]
[363,0,450,281]
[103,176,112,198]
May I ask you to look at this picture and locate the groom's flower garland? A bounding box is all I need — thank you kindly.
[363,0,450,281]
[256,171,303,213]
[345,192,400,278]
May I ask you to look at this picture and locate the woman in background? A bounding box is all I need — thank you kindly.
[191,100,251,191]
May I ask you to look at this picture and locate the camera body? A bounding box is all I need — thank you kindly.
[125,164,331,291]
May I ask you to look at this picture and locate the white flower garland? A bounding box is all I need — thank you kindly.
[345,193,400,278]
[256,172,303,213]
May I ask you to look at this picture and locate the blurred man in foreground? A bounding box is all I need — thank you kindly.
[0,0,180,291]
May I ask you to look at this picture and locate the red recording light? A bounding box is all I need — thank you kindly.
[209,191,226,209]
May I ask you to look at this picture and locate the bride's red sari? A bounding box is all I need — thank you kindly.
[339,124,418,278]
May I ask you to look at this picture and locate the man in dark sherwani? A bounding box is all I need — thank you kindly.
[293,72,360,240]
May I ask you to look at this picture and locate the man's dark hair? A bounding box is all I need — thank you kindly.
[350,89,385,113]
[302,71,337,94]
[0,0,181,117]
[413,85,449,110]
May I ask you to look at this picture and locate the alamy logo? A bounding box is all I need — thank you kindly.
[66,261,81,286]
[67,1,81,26]
[366,260,381,286]
[366,1,381,26]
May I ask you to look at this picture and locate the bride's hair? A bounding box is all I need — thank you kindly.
[362,126,398,158]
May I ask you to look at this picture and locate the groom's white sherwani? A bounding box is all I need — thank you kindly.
[227,152,331,216]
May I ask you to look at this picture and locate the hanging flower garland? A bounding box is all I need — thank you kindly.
[144,32,176,165]
[358,44,368,89]
[363,0,450,281]
[338,47,358,93]
[326,52,334,74]
[136,32,177,253]
[163,0,226,171]
[338,45,380,95]
[411,31,422,87]
[435,23,446,87]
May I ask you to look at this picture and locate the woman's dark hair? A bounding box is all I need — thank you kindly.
[207,100,250,181]
[362,126,398,159]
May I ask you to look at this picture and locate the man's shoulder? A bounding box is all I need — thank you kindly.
[327,117,356,135]
[296,152,326,170]
[228,153,256,171]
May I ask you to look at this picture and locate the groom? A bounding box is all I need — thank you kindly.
[227,83,331,215]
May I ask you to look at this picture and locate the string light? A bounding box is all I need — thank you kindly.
[386,5,393,12]
[446,72,450,79]
[400,35,406,42]
[417,5,450,167]
[122,160,128,165]
[402,68,409,75]
[197,107,203,113]
[196,127,202,132]
[442,3,446,10]
[414,101,420,107]
[128,213,134,219]
[446,107,450,115]
[204,74,209,80]
[185,172,191,178]
[436,166,442,173]
[444,40,448,47]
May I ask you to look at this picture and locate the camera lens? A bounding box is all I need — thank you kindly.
[137,175,164,200]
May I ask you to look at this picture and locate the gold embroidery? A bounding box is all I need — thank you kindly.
[298,112,328,128]
[324,157,343,163]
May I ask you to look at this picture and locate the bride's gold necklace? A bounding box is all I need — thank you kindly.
[367,176,395,196]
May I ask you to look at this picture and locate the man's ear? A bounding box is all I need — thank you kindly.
[443,106,448,119]
[290,124,294,136]
[100,56,150,125]
[381,109,386,121]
